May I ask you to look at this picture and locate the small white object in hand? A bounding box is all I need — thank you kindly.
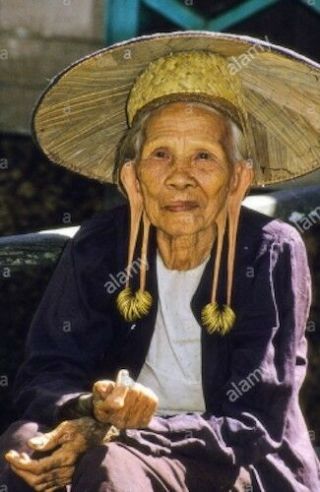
[117,369,135,389]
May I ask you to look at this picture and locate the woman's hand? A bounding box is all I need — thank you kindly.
[93,369,158,429]
[5,417,118,492]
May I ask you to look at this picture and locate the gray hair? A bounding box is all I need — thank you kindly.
[113,101,248,196]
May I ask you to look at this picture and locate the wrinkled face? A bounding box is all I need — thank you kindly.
[135,102,235,237]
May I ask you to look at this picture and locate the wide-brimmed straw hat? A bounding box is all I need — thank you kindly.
[32,30,320,188]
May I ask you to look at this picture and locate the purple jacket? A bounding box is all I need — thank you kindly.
[13,204,320,491]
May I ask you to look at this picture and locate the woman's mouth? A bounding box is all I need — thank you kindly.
[164,201,199,212]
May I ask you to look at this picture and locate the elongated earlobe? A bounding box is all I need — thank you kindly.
[227,162,253,305]
[119,162,143,289]
[202,162,253,336]
[116,162,152,321]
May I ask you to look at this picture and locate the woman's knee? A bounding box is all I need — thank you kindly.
[72,442,147,492]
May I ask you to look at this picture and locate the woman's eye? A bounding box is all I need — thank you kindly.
[196,151,212,160]
[152,149,169,159]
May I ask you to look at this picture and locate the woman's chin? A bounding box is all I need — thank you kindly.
[159,217,201,237]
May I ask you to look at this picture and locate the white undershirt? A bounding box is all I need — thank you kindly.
[136,249,210,415]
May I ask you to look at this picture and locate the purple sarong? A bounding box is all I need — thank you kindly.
[0,420,252,491]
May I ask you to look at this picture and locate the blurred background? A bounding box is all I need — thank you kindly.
[0,0,319,446]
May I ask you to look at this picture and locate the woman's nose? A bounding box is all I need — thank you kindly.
[165,158,196,189]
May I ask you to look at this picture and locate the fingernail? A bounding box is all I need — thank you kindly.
[6,450,18,458]
[29,436,45,447]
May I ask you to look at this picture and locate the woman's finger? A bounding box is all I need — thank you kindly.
[93,401,112,423]
[104,385,129,410]
[34,466,75,492]
[46,481,73,492]
[46,487,66,492]
[10,462,74,492]
[129,393,158,428]
[10,463,45,490]
[93,380,115,400]
[98,383,158,428]
[110,388,140,428]
[5,450,36,470]
[121,386,158,428]
[28,421,74,451]
[6,443,73,474]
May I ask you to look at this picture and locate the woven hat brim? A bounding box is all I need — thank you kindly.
[32,30,320,187]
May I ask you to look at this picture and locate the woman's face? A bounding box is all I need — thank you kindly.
[135,102,235,237]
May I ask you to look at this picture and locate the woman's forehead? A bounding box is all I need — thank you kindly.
[147,101,226,120]
[143,103,229,143]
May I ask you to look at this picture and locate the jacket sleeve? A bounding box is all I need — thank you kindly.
[119,228,311,468]
[12,217,116,427]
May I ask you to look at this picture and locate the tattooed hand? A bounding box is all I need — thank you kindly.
[5,417,118,492]
[93,369,159,429]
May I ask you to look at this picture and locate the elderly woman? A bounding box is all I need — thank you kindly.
[1,31,320,492]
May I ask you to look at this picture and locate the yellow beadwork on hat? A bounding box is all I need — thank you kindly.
[126,50,246,127]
